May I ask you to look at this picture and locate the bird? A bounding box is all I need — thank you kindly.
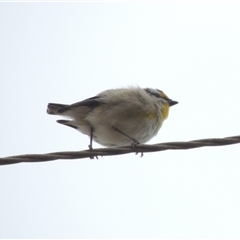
[47,86,178,149]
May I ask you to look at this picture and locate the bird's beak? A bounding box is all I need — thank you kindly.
[168,99,178,107]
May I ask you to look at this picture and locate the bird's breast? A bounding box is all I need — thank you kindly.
[162,103,169,120]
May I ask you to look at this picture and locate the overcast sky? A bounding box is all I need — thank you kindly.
[1,2,240,238]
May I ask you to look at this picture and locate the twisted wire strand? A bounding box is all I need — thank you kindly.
[1,135,240,166]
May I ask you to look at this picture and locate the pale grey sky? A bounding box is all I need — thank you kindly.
[1,2,240,238]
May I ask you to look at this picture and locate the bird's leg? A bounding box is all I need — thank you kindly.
[88,126,93,150]
[112,126,143,156]
[88,126,98,159]
[112,126,140,146]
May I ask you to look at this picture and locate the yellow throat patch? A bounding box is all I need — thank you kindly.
[162,103,169,120]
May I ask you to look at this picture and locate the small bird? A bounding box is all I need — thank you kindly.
[47,87,178,148]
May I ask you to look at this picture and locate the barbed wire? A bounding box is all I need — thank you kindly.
[1,135,240,166]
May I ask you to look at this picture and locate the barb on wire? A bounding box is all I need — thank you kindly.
[1,135,240,166]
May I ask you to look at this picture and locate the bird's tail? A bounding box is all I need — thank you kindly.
[47,103,68,115]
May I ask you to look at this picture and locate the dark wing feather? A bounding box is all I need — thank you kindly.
[58,96,101,113]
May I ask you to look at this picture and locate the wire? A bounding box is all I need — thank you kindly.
[1,135,240,166]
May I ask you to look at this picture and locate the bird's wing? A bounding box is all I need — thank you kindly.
[58,96,101,113]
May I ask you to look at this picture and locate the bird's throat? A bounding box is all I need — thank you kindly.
[162,104,169,120]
